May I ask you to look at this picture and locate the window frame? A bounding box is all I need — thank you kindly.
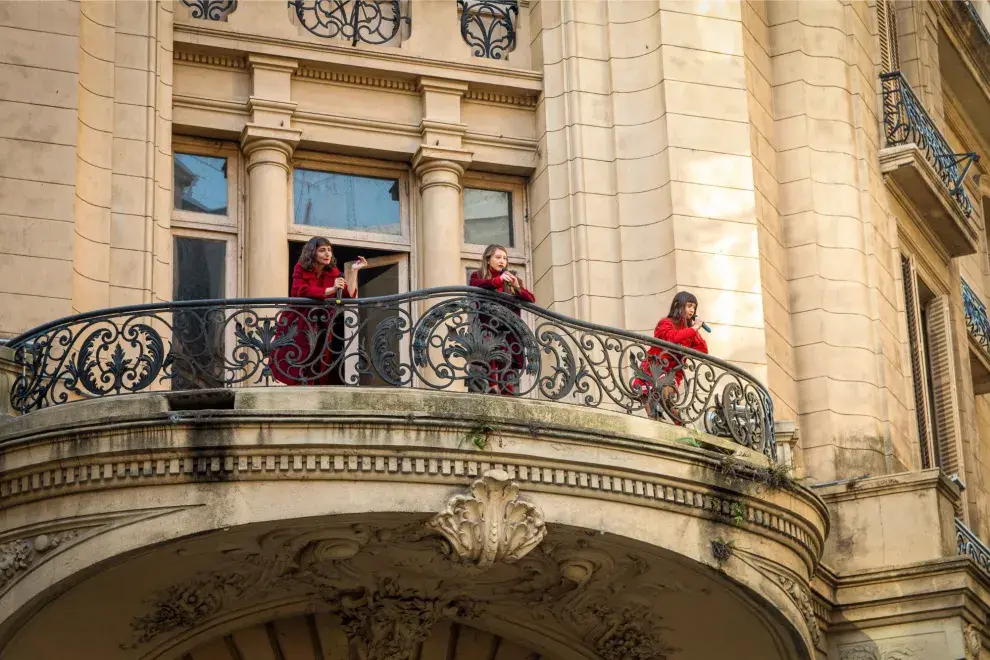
[461,172,528,262]
[288,152,412,251]
[171,139,240,232]
[171,227,238,300]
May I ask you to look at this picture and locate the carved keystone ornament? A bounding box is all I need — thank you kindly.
[426,469,546,568]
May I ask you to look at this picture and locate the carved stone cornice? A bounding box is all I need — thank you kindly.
[173,50,246,69]
[464,89,538,107]
[294,66,416,92]
[427,469,546,568]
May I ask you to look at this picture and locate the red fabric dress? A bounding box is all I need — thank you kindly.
[468,271,536,394]
[270,263,355,386]
[632,317,709,397]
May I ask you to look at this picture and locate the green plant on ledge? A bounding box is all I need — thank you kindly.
[728,500,746,526]
[462,417,502,451]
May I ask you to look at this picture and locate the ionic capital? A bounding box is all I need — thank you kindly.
[240,124,301,173]
[412,145,472,192]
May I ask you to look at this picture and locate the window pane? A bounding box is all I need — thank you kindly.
[293,168,401,235]
[173,154,228,215]
[173,237,226,301]
[464,188,512,247]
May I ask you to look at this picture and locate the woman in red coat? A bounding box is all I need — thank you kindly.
[468,244,536,395]
[270,237,366,385]
[633,291,709,423]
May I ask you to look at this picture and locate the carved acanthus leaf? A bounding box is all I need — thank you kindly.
[426,469,546,568]
[838,643,919,660]
[0,530,83,592]
[774,574,821,646]
[965,624,982,660]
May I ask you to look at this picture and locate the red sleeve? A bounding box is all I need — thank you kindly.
[290,266,329,299]
[692,333,709,354]
[470,272,501,291]
[516,287,536,304]
[654,317,700,347]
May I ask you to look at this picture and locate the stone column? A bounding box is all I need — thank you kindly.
[413,146,472,288]
[241,127,298,297]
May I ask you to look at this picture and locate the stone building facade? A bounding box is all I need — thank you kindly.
[1,0,990,658]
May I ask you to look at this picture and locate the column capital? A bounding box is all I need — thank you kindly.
[240,124,302,173]
[413,145,472,174]
[246,53,299,74]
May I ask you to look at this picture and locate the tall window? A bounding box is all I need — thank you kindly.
[464,188,513,247]
[878,0,900,74]
[293,169,402,236]
[461,175,528,288]
[901,254,962,473]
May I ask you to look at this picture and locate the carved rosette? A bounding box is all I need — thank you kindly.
[426,469,546,568]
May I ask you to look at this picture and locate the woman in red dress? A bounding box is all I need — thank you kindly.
[633,291,709,422]
[468,244,536,395]
[270,237,366,385]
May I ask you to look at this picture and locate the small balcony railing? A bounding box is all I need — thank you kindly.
[962,278,990,358]
[957,517,990,577]
[880,71,979,219]
[5,288,776,460]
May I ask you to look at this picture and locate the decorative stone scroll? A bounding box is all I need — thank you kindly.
[426,469,546,568]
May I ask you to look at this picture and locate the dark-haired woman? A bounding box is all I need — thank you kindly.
[469,244,536,395]
[633,291,709,423]
[271,237,366,386]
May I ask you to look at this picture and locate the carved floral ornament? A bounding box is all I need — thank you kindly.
[426,469,546,569]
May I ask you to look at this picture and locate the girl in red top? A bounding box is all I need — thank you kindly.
[271,237,366,386]
[469,244,536,395]
[633,291,709,423]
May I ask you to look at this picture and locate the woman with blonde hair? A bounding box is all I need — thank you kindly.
[468,244,536,395]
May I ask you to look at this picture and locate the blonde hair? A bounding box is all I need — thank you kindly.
[475,244,520,294]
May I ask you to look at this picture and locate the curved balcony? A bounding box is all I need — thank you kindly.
[0,290,826,660]
[5,287,776,459]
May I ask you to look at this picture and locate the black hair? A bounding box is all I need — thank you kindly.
[666,291,699,325]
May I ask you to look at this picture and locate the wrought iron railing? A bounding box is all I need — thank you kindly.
[957,518,990,577]
[5,288,775,459]
[457,0,518,60]
[288,0,409,46]
[962,278,990,358]
[180,0,237,21]
[880,71,979,219]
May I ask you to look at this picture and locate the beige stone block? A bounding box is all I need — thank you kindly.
[570,57,611,96]
[543,60,564,99]
[542,93,566,133]
[785,243,817,280]
[661,0,741,21]
[567,0,607,25]
[78,48,115,100]
[577,158,618,196]
[623,292,673,334]
[76,156,112,209]
[608,0,662,24]
[78,84,114,132]
[0,177,74,221]
[619,256,676,296]
[111,173,148,216]
[586,260,623,296]
[0,290,70,335]
[115,0,151,35]
[792,275,871,316]
[669,148,753,191]
[111,213,146,251]
[817,246,869,285]
[610,52,663,94]
[691,287,765,328]
[795,344,879,384]
[660,10,743,56]
[109,284,144,307]
[672,215,758,258]
[0,1,79,35]
[617,186,673,226]
[0,100,75,146]
[584,225,622,263]
[78,120,113,170]
[612,85,663,127]
[706,324,767,366]
[760,257,789,307]
[614,117,668,160]
[587,294,626,328]
[113,137,147,177]
[0,214,72,260]
[528,167,549,215]
[776,146,810,184]
[810,149,858,187]
[545,161,571,202]
[574,123,618,163]
[660,47,745,91]
[74,196,111,247]
[113,102,149,141]
[664,80,748,122]
[674,249,760,293]
[572,192,620,229]
[537,22,561,64]
[618,218,674,261]
[751,161,778,210]
[113,66,149,106]
[791,308,875,350]
[0,138,75,186]
[565,20,610,61]
[0,63,77,108]
[110,247,145,286]
[0,26,78,73]
[616,151,669,195]
[0,253,72,298]
[670,181,755,222]
[665,115,750,157]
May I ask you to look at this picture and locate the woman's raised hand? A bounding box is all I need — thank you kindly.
[352,256,368,271]
[499,271,515,283]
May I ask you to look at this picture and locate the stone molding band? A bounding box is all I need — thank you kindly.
[0,447,824,572]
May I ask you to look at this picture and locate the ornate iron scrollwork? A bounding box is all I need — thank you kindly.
[288,0,409,46]
[7,287,777,460]
[180,0,237,21]
[880,71,979,218]
[962,277,990,359]
[457,0,518,60]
